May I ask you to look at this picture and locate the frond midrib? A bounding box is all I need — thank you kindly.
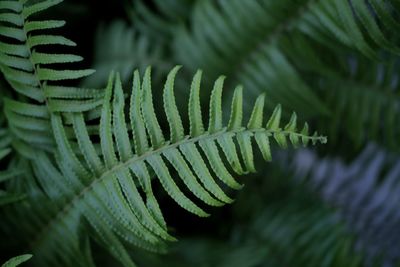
[29,126,321,249]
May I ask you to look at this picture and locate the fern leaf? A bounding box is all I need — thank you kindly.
[0,0,95,100]
[0,0,100,150]
[22,66,326,266]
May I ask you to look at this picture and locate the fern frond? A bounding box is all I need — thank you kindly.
[0,0,95,104]
[172,0,330,116]
[0,0,101,150]
[279,0,400,60]
[169,0,400,118]
[15,66,325,266]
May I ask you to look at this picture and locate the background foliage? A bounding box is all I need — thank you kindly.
[0,0,399,266]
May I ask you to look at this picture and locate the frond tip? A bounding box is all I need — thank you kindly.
[75,64,326,215]
[33,66,326,266]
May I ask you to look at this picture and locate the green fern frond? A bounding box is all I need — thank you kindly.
[288,0,400,59]
[335,0,400,58]
[58,65,325,217]
[0,0,101,150]
[17,66,325,266]
[169,0,400,118]
[172,0,330,116]
[0,0,95,104]
[0,0,398,266]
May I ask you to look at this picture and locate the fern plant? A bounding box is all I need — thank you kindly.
[1,0,399,266]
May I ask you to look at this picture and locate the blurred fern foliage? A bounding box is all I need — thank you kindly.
[0,0,399,266]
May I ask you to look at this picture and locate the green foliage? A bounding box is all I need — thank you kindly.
[136,0,400,152]
[0,90,25,206]
[0,0,101,151]
[0,0,95,102]
[1,0,399,266]
[131,166,363,267]
[2,65,324,266]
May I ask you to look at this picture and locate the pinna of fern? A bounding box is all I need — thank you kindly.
[1,254,32,267]
[2,66,326,266]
